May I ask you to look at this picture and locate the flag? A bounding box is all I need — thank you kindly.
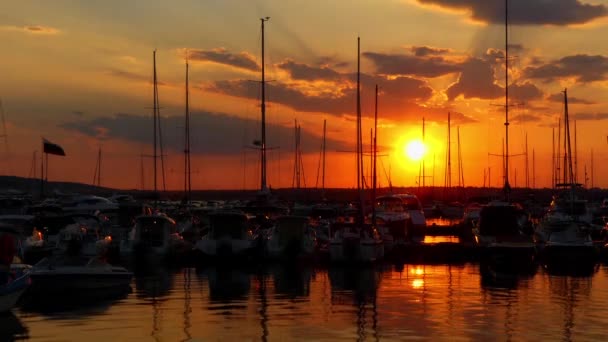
[43,139,66,156]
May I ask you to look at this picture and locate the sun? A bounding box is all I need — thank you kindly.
[404,140,426,161]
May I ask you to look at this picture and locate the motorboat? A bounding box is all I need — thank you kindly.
[373,196,410,252]
[122,214,189,261]
[329,221,384,263]
[195,210,259,261]
[473,201,536,272]
[0,225,31,313]
[535,192,598,270]
[25,256,132,304]
[265,215,317,260]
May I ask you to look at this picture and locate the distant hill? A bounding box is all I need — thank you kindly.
[0,175,606,205]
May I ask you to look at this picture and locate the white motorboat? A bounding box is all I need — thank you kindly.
[122,214,188,261]
[195,211,258,260]
[473,201,536,271]
[265,215,317,260]
[329,222,384,263]
[26,256,132,304]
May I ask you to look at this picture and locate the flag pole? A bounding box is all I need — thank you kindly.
[40,142,44,199]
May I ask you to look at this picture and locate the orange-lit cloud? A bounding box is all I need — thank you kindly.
[415,0,608,26]
[523,54,608,83]
[1,25,60,35]
[186,48,260,72]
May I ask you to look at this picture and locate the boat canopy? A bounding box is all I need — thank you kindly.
[478,205,522,236]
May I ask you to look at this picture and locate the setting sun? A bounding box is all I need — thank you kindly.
[405,140,426,161]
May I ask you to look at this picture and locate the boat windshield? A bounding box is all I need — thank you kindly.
[478,205,522,236]
[552,200,587,216]
[376,198,404,212]
[210,214,249,239]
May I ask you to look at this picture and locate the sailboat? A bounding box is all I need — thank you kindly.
[472,0,536,272]
[329,37,384,263]
[534,89,598,272]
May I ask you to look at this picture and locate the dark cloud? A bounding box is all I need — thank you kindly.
[278,60,343,81]
[507,44,525,53]
[523,54,608,83]
[411,46,450,57]
[363,52,462,77]
[62,112,351,155]
[188,48,260,72]
[509,82,543,103]
[571,113,608,121]
[207,72,437,122]
[105,69,169,86]
[511,114,542,123]
[446,58,503,100]
[547,93,596,105]
[416,0,608,25]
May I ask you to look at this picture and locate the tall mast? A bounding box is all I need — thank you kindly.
[532,148,535,189]
[184,57,192,204]
[445,112,451,189]
[422,117,425,187]
[525,132,529,188]
[574,120,578,184]
[152,50,158,196]
[260,17,270,192]
[356,37,365,223]
[372,84,378,227]
[457,126,463,188]
[322,119,326,191]
[591,149,594,189]
[503,0,511,200]
[552,128,555,188]
[557,118,561,185]
[564,88,574,185]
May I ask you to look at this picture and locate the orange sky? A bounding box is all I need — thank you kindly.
[2,0,608,190]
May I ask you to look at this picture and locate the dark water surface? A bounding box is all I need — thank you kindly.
[7,263,608,341]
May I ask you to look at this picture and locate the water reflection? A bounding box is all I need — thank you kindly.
[13,263,608,341]
[0,312,28,341]
[329,266,381,341]
[271,264,313,298]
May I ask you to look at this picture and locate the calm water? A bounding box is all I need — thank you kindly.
[5,263,608,341]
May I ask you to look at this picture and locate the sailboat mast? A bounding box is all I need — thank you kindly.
[322,119,326,191]
[372,84,378,227]
[152,50,158,195]
[574,120,578,184]
[591,148,594,188]
[552,128,555,188]
[447,112,451,189]
[260,17,270,192]
[356,37,365,222]
[422,117,425,187]
[184,58,192,204]
[532,148,535,189]
[564,88,574,185]
[525,132,529,188]
[503,0,511,199]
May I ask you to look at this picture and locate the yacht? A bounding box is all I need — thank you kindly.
[473,201,536,271]
[265,215,317,260]
[329,220,384,263]
[122,214,188,261]
[195,210,259,261]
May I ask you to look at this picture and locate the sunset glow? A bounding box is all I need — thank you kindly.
[405,140,427,162]
[1,1,608,189]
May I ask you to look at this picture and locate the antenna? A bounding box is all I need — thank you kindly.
[0,99,10,174]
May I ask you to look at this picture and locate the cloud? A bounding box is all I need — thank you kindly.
[278,60,343,81]
[411,46,450,57]
[547,92,596,105]
[415,0,608,25]
[524,54,608,83]
[72,111,85,117]
[1,25,60,35]
[187,48,259,72]
[363,51,462,78]
[571,112,608,121]
[508,82,543,103]
[446,57,503,100]
[105,69,168,86]
[207,72,436,121]
[62,112,351,155]
[510,114,542,123]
